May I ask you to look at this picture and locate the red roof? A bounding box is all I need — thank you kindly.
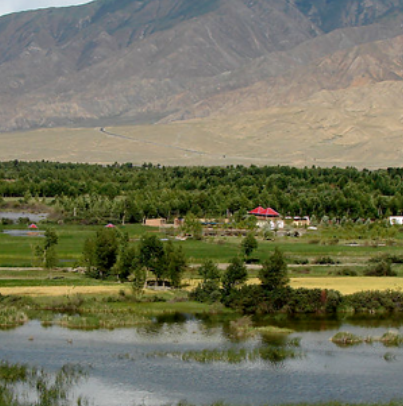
[248,206,280,217]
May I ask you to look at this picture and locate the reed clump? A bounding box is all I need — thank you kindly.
[0,361,88,406]
[331,332,363,345]
[331,331,403,347]
[0,306,28,327]
[229,316,294,339]
[148,339,302,365]
[44,313,152,330]
[380,331,403,346]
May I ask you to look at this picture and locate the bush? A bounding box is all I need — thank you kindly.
[364,260,397,277]
[17,217,30,225]
[343,290,403,312]
[369,254,403,264]
[332,267,358,276]
[314,256,338,264]
[285,288,342,314]
[190,281,221,304]
[293,258,309,265]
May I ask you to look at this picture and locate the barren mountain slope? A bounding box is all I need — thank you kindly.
[1,80,403,168]
[162,32,403,121]
[1,0,403,131]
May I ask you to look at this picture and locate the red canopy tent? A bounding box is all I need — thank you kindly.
[28,224,38,229]
[248,206,280,217]
[105,223,116,228]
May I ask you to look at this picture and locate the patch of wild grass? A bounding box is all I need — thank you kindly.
[332,330,403,347]
[0,306,28,328]
[229,316,294,339]
[331,332,363,345]
[148,337,302,365]
[0,361,88,406]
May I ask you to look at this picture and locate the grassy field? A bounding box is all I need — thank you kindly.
[1,222,403,297]
[0,223,153,267]
[0,224,401,268]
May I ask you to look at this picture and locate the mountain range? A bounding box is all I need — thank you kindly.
[1,0,403,166]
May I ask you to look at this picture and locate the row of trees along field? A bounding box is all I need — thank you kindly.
[1,161,403,220]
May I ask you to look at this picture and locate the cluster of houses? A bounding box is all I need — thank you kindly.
[247,206,310,229]
[143,206,310,231]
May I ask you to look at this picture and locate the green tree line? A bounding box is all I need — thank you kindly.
[2,161,403,221]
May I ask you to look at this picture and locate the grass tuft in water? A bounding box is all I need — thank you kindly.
[332,330,403,347]
[229,316,294,339]
[380,331,403,346]
[331,332,363,345]
[0,306,28,328]
[148,342,302,365]
[0,361,88,406]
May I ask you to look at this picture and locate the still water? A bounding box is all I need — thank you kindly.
[0,211,48,222]
[1,315,403,405]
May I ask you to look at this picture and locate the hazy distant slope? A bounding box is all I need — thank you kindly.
[1,0,403,170]
[2,0,403,132]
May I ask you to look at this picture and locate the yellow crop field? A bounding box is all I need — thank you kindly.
[289,277,403,295]
[2,277,403,297]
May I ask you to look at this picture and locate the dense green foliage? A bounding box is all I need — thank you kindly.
[259,247,289,291]
[82,232,187,287]
[2,162,403,222]
[33,229,59,270]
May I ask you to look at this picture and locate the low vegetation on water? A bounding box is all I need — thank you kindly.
[331,331,403,347]
[0,361,88,406]
[228,316,294,339]
[148,340,302,365]
[0,307,28,328]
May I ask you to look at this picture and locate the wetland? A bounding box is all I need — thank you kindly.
[1,307,403,406]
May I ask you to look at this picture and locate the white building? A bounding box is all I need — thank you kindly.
[389,216,403,225]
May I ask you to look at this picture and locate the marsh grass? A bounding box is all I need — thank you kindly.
[51,313,151,330]
[229,316,294,339]
[148,345,302,365]
[380,331,403,346]
[0,307,28,328]
[0,361,88,406]
[331,332,363,345]
[27,294,215,330]
[332,331,403,347]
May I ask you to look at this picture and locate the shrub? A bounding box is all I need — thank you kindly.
[17,217,30,225]
[369,254,403,264]
[190,281,221,304]
[343,290,403,312]
[314,256,337,264]
[364,260,397,277]
[332,267,358,276]
[293,258,309,265]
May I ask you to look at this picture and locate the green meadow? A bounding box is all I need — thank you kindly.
[0,222,403,267]
[1,222,403,289]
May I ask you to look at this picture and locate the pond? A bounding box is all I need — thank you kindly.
[2,229,45,237]
[0,211,48,223]
[1,315,403,406]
